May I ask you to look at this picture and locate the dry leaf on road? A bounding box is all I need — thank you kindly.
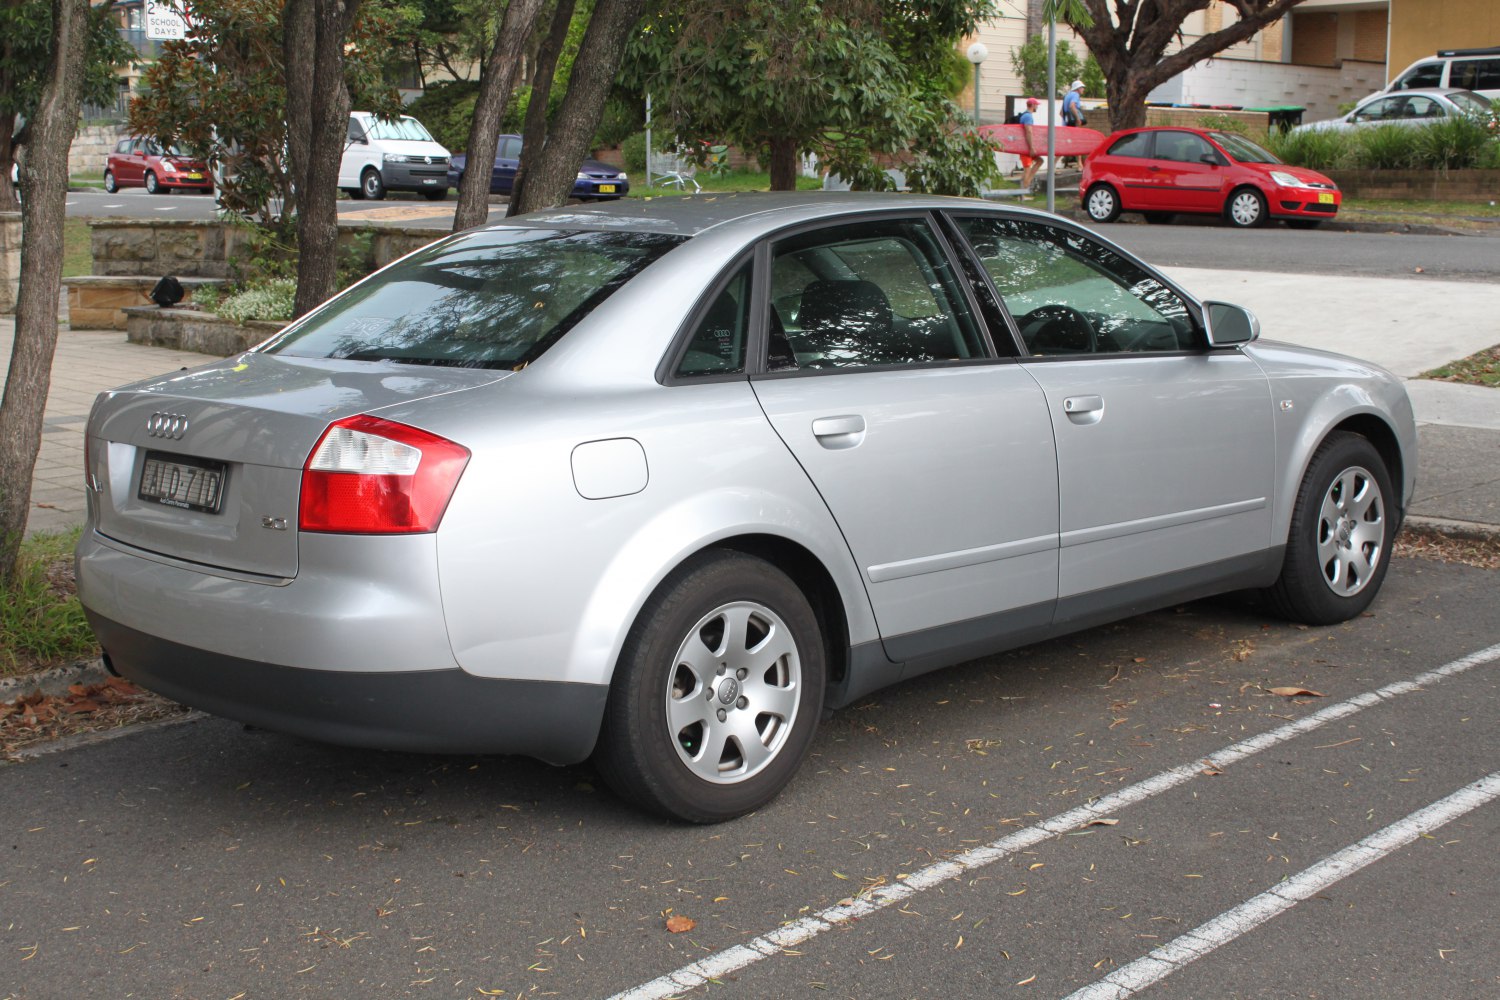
[665,915,696,934]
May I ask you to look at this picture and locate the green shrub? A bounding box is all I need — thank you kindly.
[1411,114,1495,169]
[217,278,298,324]
[621,131,648,174]
[1354,125,1418,169]
[1266,127,1352,170]
[595,96,643,149]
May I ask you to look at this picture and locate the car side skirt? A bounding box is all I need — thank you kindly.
[864,546,1285,688]
[88,612,608,765]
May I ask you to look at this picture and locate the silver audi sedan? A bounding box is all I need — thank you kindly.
[77,193,1416,822]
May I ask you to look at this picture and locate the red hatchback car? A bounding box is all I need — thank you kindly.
[103,138,213,195]
[1081,126,1340,228]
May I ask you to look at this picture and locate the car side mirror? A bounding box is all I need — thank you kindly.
[1203,301,1260,346]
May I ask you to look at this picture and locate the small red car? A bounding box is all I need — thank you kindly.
[103,138,213,195]
[1080,126,1341,229]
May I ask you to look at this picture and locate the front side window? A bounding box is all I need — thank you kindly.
[955,217,1194,357]
[1394,62,1444,89]
[1154,131,1215,164]
[264,228,685,369]
[766,219,986,370]
[1107,132,1154,158]
[1352,97,1401,123]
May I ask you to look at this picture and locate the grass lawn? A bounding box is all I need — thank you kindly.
[0,529,97,679]
[63,216,92,278]
[1421,345,1500,388]
[1338,196,1500,229]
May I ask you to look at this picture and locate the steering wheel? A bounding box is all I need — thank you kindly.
[1020,305,1097,355]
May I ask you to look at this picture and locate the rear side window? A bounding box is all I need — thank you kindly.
[1394,62,1444,89]
[1154,131,1215,163]
[1452,58,1500,92]
[264,228,685,369]
[1106,132,1153,158]
[675,262,751,378]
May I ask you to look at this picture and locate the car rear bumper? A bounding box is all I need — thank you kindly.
[88,611,608,764]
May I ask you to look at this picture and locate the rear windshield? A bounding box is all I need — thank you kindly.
[1449,91,1492,115]
[262,228,686,369]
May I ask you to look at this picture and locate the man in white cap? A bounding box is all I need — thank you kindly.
[1062,79,1086,127]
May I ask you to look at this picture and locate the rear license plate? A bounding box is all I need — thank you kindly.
[1317,192,1335,204]
[598,184,616,193]
[139,452,227,514]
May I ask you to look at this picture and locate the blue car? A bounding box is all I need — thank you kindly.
[447,134,629,200]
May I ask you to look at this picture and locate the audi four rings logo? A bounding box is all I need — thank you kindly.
[146,412,189,439]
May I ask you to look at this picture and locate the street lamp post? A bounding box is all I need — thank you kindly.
[966,42,988,123]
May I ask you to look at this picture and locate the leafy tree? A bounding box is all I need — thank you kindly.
[0,0,93,585]
[0,0,131,209]
[1069,0,1312,131]
[620,0,999,195]
[1009,34,1103,101]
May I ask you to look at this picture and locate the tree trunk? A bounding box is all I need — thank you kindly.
[451,0,549,233]
[506,0,577,218]
[284,0,360,318]
[510,0,645,216]
[767,136,797,191]
[0,0,89,584]
[0,116,18,212]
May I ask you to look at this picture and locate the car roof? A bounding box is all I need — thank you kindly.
[481,191,1038,239]
[1361,87,1480,102]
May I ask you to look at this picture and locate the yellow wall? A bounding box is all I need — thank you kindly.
[1389,0,1500,78]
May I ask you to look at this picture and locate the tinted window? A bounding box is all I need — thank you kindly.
[1395,63,1444,89]
[675,262,751,378]
[1154,131,1214,163]
[265,229,685,369]
[767,219,985,370]
[1404,96,1444,119]
[499,137,522,159]
[1352,97,1401,122]
[1451,58,1500,91]
[347,118,365,142]
[1107,132,1153,158]
[1449,91,1493,115]
[955,217,1194,356]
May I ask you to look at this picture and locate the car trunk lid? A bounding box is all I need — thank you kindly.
[88,353,506,579]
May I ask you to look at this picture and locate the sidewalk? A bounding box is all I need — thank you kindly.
[2,271,1498,537]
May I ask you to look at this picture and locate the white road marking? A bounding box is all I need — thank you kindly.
[1063,771,1500,1000]
[609,641,1500,1000]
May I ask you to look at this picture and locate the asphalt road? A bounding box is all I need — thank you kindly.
[65,186,1500,284]
[4,558,1498,999]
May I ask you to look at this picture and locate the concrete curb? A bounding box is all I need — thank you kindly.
[0,658,110,701]
[1403,515,1500,542]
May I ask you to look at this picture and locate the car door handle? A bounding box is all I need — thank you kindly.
[811,414,866,449]
[1062,395,1104,424]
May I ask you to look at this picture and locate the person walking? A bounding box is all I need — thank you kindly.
[1061,80,1088,168]
[1018,97,1043,194]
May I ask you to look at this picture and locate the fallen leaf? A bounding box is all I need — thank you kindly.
[1201,767,1224,777]
[665,915,696,933]
[1086,818,1120,827]
[1268,687,1325,698]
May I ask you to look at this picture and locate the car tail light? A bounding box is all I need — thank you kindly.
[299,415,470,534]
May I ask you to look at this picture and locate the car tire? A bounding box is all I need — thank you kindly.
[1226,186,1267,227]
[144,170,161,195]
[342,187,361,200]
[1286,219,1322,230]
[594,551,826,823]
[1144,212,1175,225]
[1085,184,1121,223]
[103,170,118,193]
[360,168,386,200]
[1265,432,1395,626]
[422,187,448,201]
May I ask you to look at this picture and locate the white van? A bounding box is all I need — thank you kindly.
[1386,46,1500,103]
[339,112,451,201]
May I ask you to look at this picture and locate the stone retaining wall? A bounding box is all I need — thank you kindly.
[66,275,222,330]
[71,124,127,180]
[1325,169,1500,203]
[123,306,286,355]
[0,212,18,314]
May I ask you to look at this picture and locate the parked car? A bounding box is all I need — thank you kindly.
[340,112,450,201]
[76,193,1414,823]
[1386,46,1500,103]
[103,138,212,194]
[1081,126,1342,228]
[1293,87,1493,134]
[447,134,629,200]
